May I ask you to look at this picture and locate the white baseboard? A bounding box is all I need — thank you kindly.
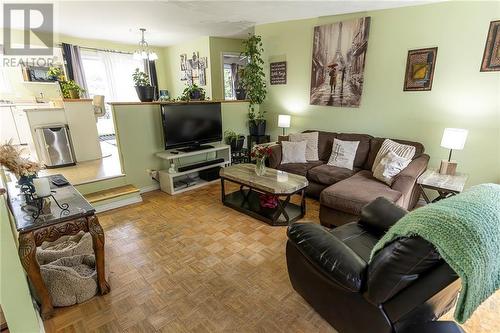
[94,195,142,213]
[140,183,160,193]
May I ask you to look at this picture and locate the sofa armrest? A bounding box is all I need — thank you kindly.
[287,223,367,292]
[391,154,429,193]
[268,144,282,169]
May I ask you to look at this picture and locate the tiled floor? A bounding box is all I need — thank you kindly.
[43,184,499,332]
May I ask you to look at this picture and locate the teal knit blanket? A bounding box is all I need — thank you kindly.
[370,183,500,323]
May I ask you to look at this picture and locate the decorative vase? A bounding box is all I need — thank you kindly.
[135,86,156,102]
[235,88,246,100]
[255,157,266,176]
[229,136,245,152]
[249,120,266,136]
[18,174,37,194]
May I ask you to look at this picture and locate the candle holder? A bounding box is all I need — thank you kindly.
[24,190,70,220]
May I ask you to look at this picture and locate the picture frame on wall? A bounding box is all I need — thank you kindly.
[403,47,438,91]
[480,20,500,72]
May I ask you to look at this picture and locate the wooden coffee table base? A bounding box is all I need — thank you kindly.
[221,179,306,226]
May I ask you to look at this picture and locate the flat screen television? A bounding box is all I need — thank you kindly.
[161,103,222,151]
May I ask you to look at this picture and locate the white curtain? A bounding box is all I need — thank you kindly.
[100,51,144,102]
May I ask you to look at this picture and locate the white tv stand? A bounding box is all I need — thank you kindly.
[155,143,231,195]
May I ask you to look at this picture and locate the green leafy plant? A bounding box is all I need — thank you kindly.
[59,80,85,98]
[240,34,267,121]
[223,129,244,144]
[47,66,64,81]
[132,68,151,86]
[179,84,206,101]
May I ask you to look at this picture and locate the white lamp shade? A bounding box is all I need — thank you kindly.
[440,128,468,150]
[278,114,291,128]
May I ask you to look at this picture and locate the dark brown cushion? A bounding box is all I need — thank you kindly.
[278,160,324,176]
[307,164,359,185]
[336,133,373,168]
[364,137,425,170]
[320,170,402,215]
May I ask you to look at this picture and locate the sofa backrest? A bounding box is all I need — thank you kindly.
[364,138,425,170]
[303,130,373,169]
[302,130,425,171]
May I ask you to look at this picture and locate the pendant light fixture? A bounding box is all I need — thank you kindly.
[133,28,158,61]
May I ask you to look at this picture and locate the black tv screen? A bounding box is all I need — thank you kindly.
[161,103,222,150]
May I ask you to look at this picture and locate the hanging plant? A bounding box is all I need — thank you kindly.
[240,34,267,122]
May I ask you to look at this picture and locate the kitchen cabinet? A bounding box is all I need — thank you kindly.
[0,106,20,144]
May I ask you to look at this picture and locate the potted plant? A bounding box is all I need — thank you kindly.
[180,84,206,101]
[224,129,245,152]
[0,140,41,193]
[47,66,64,81]
[132,68,155,102]
[59,80,85,99]
[240,34,267,136]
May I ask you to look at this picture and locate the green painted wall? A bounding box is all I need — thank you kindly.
[209,37,245,100]
[112,102,249,190]
[163,37,211,99]
[0,173,44,333]
[255,1,500,186]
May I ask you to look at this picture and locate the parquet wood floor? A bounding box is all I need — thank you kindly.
[43,184,499,333]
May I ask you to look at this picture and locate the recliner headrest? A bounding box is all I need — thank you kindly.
[358,197,407,233]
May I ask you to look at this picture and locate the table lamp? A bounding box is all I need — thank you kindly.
[278,114,291,136]
[439,128,468,175]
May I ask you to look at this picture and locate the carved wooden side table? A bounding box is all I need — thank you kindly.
[7,175,110,319]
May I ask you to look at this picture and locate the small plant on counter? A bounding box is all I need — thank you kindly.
[47,66,64,81]
[132,68,156,102]
[224,130,245,152]
[132,68,151,87]
[180,84,207,101]
[59,79,85,99]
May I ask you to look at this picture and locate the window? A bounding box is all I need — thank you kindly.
[222,53,248,100]
[223,64,234,100]
[81,49,144,135]
[81,49,144,103]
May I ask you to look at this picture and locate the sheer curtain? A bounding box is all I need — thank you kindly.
[100,51,143,102]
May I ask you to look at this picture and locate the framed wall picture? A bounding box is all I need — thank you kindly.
[403,47,438,91]
[480,20,500,72]
[310,17,371,107]
[270,61,287,85]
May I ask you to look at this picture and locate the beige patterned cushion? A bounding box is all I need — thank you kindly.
[373,151,412,185]
[289,132,319,161]
[372,139,416,172]
[327,138,360,170]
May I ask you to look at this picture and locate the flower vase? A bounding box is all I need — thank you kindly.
[255,157,266,176]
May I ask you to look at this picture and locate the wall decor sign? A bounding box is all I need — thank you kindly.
[403,47,438,91]
[270,61,287,85]
[480,20,500,72]
[180,51,208,86]
[310,17,371,108]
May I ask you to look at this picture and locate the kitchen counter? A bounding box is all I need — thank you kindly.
[108,99,250,106]
[22,107,64,112]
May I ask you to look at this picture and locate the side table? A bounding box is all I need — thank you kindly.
[417,169,468,204]
[7,174,110,319]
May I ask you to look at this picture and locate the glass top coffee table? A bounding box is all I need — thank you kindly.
[219,164,308,226]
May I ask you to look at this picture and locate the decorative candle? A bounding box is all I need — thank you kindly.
[33,178,51,197]
[277,171,288,183]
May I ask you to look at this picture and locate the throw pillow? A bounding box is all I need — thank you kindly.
[327,139,360,170]
[373,151,412,185]
[372,139,416,172]
[281,141,307,164]
[289,132,319,161]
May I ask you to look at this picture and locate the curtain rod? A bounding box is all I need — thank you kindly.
[56,43,132,55]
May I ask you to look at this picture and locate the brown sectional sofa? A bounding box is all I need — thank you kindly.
[268,131,429,227]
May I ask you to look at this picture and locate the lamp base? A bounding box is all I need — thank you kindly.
[277,135,289,143]
[439,160,458,175]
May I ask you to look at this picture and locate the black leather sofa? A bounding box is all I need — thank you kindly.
[286,197,461,333]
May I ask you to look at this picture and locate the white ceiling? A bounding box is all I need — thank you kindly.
[44,1,436,47]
